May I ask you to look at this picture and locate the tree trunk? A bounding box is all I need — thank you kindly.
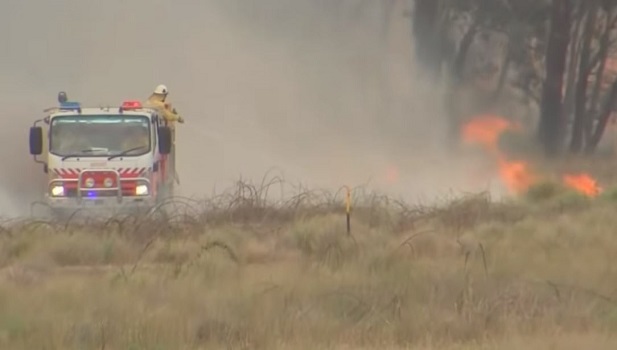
[412,0,442,77]
[490,54,511,105]
[451,21,480,84]
[539,0,572,156]
[445,19,480,149]
[563,3,584,125]
[587,78,617,152]
[585,10,613,147]
[570,0,599,153]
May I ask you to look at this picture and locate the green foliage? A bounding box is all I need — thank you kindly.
[599,186,617,202]
[524,180,592,213]
[524,180,568,202]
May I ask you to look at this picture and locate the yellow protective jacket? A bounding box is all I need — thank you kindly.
[144,94,183,125]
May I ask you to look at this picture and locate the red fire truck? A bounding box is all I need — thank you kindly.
[29,98,178,218]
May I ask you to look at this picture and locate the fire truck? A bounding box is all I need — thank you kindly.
[28,98,177,217]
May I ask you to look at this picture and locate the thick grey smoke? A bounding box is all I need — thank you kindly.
[0,0,502,216]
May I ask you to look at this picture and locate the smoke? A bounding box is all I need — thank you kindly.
[0,0,499,216]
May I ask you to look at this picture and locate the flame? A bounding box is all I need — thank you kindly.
[462,115,517,155]
[462,114,601,197]
[385,165,399,184]
[563,174,601,197]
[462,114,534,194]
[497,157,535,193]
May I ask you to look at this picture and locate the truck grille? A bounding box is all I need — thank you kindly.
[62,182,138,197]
[49,169,149,199]
[63,188,136,197]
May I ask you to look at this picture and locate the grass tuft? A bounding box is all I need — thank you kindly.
[0,174,616,348]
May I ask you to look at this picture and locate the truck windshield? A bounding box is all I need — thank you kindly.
[49,115,151,158]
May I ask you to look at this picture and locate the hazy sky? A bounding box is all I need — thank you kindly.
[0,0,504,216]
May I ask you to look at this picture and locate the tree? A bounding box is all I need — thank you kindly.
[569,0,599,153]
[411,0,448,78]
[410,0,553,147]
[588,78,617,151]
[538,0,572,156]
[583,0,617,152]
[409,0,617,156]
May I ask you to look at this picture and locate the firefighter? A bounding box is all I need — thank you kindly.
[144,84,185,126]
[144,84,182,185]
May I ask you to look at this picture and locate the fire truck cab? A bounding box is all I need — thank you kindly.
[28,99,177,217]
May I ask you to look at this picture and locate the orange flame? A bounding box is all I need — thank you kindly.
[462,114,601,197]
[462,115,534,194]
[563,174,601,197]
[497,157,536,193]
[385,165,399,184]
[462,115,517,155]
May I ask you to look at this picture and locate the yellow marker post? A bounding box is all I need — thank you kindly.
[344,185,351,235]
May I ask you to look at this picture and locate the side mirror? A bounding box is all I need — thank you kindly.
[158,126,172,155]
[29,126,43,155]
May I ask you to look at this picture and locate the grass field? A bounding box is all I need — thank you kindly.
[2,177,617,349]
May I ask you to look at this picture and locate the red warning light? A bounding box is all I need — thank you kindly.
[121,100,142,110]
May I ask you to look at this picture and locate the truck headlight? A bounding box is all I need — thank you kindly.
[84,177,95,188]
[50,185,64,197]
[135,184,149,196]
[104,177,114,188]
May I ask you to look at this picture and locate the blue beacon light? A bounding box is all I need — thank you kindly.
[59,101,81,110]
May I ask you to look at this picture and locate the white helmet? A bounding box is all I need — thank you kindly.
[153,84,168,95]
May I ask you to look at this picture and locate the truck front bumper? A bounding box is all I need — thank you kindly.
[45,195,157,217]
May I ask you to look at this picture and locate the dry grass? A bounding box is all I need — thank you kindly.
[2,175,617,349]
